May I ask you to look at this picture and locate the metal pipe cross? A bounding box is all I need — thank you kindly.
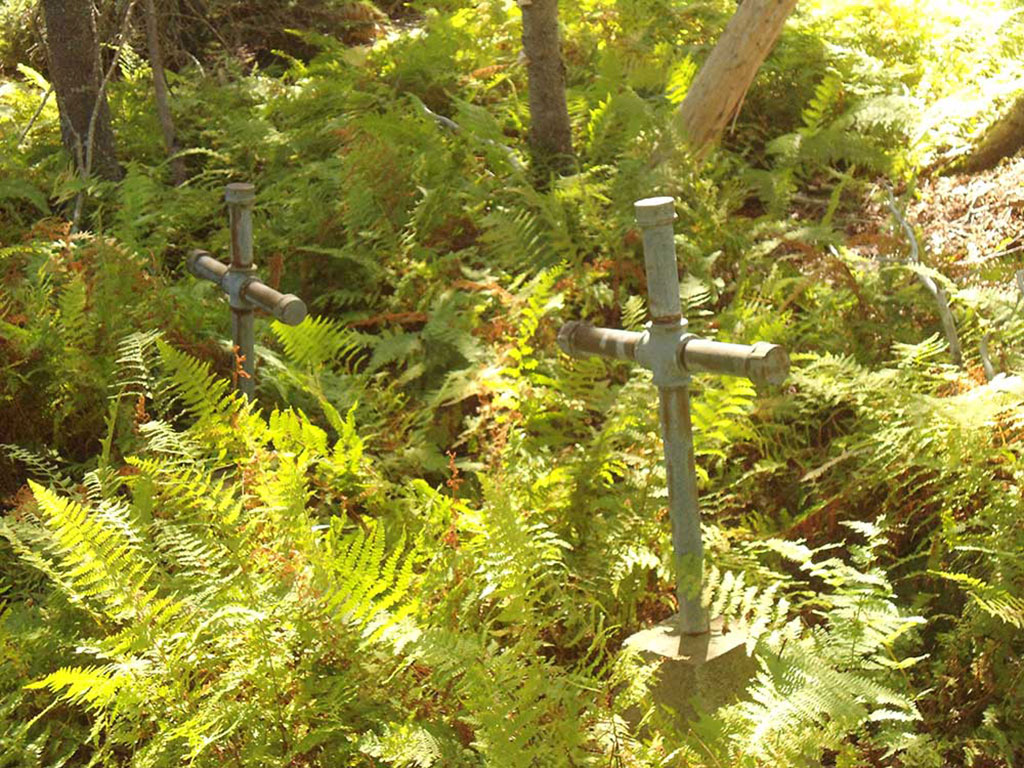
[187,183,307,399]
[557,196,789,635]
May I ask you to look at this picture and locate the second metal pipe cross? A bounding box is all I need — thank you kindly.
[187,183,307,399]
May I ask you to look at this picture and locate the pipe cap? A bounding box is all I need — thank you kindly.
[634,196,676,228]
[748,342,790,386]
[225,183,256,205]
[277,295,307,326]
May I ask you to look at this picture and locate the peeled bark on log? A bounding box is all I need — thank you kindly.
[962,96,1024,173]
[674,0,798,158]
[41,0,122,181]
[520,0,574,175]
[144,0,186,185]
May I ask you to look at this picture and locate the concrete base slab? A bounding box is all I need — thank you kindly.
[624,615,756,726]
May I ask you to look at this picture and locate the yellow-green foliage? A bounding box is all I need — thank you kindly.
[3,0,1024,764]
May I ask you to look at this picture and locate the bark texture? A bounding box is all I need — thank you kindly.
[144,0,186,185]
[675,0,797,157]
[963,96,1024,173]
[41,0,122,181]
[520,0,573,174]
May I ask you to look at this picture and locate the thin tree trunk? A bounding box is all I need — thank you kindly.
[143,0,186,185]
[673,0,797,158]
[41,0,122,182]
[963,96,1024,173]
[520,0,573,175]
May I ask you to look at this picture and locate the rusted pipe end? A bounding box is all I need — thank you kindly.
[186,249,208,274]
[748,342,789,386]
[278,295,307,326]
[225,182,255,205]
[634,196,676,228]
[557,321,581,356]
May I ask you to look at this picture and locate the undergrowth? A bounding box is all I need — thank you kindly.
[2,0,1024,764]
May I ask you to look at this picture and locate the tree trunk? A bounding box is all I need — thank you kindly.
[962,96,1024,173]
[41,0,122,181]
[674,0,797,158]
[144,0,186,185]
[520,0,574,175]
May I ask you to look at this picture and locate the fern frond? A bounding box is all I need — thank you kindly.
[26,481,156,622]
[272,314,366,370]
[802,70,843,131]
[666,57,697,106]
[931,571,1024,628]
[137,420,201,459]
[57,273,89,354]
[269,407,330,456]
[319,520,416,640]
[155,339,235,422]
[125,456,244,528]
[1,443,74,492]
[24,665,128,712]
[620,294,646,331]
[113,329,163,398]
[358,723,443,767]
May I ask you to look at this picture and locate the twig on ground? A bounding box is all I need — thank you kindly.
[413,96,526,172]
[886,188,963,367]
[979,333,996,381]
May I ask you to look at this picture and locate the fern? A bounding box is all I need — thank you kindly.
[931,571,1024,629]
[16,482,161,623]
[3,361,427,765]
[113,329,163,398]
[801,69,845,132]
[709,523,923,764]
[154,339,235,422]
[272,314,366,370]
[665,57,697,107]
[24,665,128,713]
[56,273,89,355]
[358,723,444,767]
[1,444,74,492]
[620,293,647,331]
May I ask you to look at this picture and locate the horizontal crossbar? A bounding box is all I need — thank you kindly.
[557,321,789,386]
[187,250,306,326]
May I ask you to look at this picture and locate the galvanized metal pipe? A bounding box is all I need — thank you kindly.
[185,183,308,400]
[556,196,789,636]
[635,196,683,326]
[188,250,307,325]
[680,338,789,386]
[557,321,640,362]
[227,183,255,270]
[245,281,306,325]
[187,250,228,283]
[226,183,256,399]
[634,196,708,635]
[557,321,789,386]
[658,384,707,634]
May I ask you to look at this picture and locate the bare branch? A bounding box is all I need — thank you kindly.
[17,86,52,147]
[886,188,963,368]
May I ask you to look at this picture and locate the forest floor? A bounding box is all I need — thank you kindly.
[843,158,1024,275]
[910,157,1024,274]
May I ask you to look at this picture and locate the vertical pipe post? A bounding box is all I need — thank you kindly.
[226,182,256,399]
[634,196,709,635]
[636,196,683,326]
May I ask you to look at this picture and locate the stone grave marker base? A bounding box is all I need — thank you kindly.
[624,616,756,727]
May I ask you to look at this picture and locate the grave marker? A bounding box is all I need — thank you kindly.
[187,183,307,398]
[558,196,789,718]
[559,196,788,634]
